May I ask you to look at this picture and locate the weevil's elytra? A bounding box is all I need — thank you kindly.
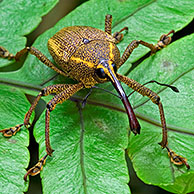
[0,14,189,181]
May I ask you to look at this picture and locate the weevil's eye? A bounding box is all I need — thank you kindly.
[96,68,106,79]
[112,63,117,73]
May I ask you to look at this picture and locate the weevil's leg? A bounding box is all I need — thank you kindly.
[166,146,190,169]
[44,82,83,154]
[117,74,167,148]
[17,47,67,77]
[0,124,24,137]
[105,15,128,43]
[118,30,174,68]
[0,84,78,137]
[24,82,84,181]
[105,14,112,35]
[0,46,67,77]
[24,154,49,181]
[115,74,189,168]
[113,27,128,44]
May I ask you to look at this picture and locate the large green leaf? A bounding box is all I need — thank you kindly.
[0,85,30,194]
[0,0,194,193]
[0,0,58,68]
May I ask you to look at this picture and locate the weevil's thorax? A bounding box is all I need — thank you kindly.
[68,40,120,87]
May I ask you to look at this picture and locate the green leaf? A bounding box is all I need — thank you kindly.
[35,99,129,193]
[0,0,194,194]
[127,36,194,192]
[0,0,59,68]
[0,85,30,194]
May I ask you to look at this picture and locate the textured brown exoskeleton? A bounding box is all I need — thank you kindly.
[0,15,189,181]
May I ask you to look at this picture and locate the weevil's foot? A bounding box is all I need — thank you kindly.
[24,154,49,181]
[113,27,128,43]
[166,146,190,170]
[46,147,55,156]
[158,140,168,148]
[23,122,31,129]
[0,46,14,59]
[0,124,24,137]
[154,30,175,53]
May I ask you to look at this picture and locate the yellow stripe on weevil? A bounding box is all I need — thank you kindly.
[71,56,95,68]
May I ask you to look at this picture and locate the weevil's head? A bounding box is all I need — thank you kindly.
[95,58,118,84]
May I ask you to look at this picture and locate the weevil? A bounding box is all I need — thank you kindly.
[0,15,189,180]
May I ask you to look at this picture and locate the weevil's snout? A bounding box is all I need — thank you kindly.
[95,59,141,134]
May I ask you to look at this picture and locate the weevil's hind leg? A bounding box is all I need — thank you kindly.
[118,30,174,68]
[24,82,84,181]
[117,74,168,147]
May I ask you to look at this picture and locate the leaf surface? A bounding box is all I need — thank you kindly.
[0,0,194,193]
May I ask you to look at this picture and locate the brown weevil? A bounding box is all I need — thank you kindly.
[0,14,189,180]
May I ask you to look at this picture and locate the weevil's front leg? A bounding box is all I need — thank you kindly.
[0,84,73,137]
[117,74,189,168]
[24,154,49,181]
[118,30,174,68]
[166,146,190,169]
[0,46,67,77]
[24,82,84,181]
[117,74,167,147]
[117,74,190,169]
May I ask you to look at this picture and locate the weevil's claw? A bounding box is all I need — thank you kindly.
[24,154,49,181]
[166,146,190,169]
[154,30,175,51]
[0,124,24,137]
[24,122,31,129]
[0,46,14,59]
[113,27,128,43]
